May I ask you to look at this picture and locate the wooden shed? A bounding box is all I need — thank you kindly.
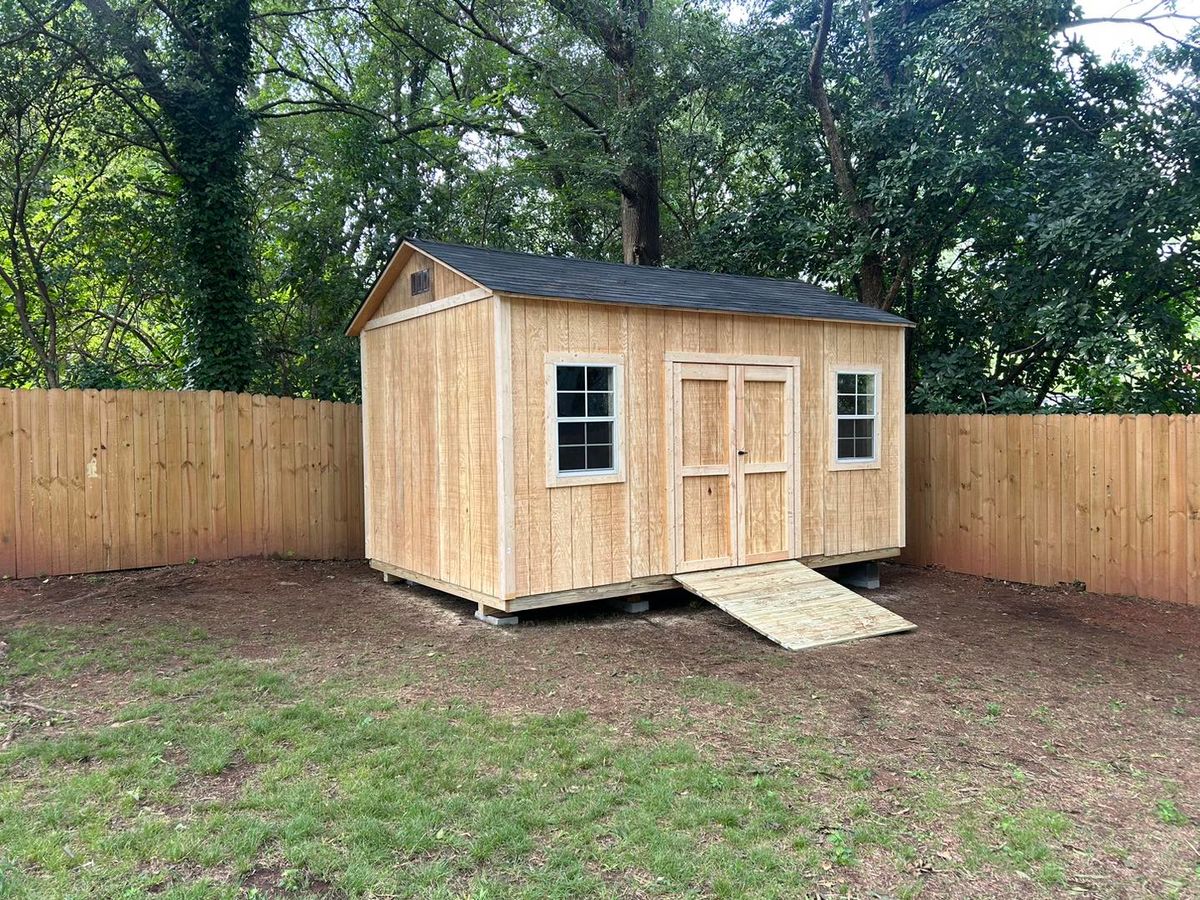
[347,239,916,648]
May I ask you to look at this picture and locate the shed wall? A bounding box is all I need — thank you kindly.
[505,297,904,599]
[362,298,499,598]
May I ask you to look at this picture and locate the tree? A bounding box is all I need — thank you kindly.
[72,0,259,390]
[688,0,1200,409]
[913,41,1200,412]
[0,32,99,386]
[246,0,509,396]
[427,0,729,265]
[2,0,1197,411]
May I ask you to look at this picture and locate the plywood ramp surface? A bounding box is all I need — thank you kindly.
[674,561,915,650]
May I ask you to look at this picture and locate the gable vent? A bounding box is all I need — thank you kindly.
[410,269,431,296]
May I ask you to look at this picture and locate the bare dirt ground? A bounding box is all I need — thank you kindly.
[2,559,1198,897]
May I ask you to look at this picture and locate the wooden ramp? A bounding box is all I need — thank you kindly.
[674,561,915,650]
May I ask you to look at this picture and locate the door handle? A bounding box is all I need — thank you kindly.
[737,449,748,456]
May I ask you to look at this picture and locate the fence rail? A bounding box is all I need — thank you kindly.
[902,414,1199,606]
[0,388,364,579]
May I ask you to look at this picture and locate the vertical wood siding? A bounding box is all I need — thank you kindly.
[0,388,363,579]
[902,414,1200,606]
[360,297,500,598]
[506,298,906,599]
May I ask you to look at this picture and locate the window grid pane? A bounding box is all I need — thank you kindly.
[556,364,618,474]
[586,367,612,391]
[557,366,585,391]
[587,444,612,470]
[586,392,613,417]
[557,393,585,418]
[559,445,586,472]
[585,421,612,444]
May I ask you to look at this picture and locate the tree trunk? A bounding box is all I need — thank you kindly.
[2,245,60,387]
[620,154,662,266]
[173,0,256,391]
[604,0,663,266]
[615,64,662,266]
[858,251,886,308]
[174,108,257,391]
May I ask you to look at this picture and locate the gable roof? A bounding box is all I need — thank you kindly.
[347,238,913,335]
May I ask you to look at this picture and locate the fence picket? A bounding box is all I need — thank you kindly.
[903,413,1198,606]
[0,387,363,578]
[0,391,14,576]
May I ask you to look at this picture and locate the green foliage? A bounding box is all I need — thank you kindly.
[0,0,1197,407]
[691,0,1200,411]
[1156,798,1190,826]
[0,16,182,389]
[908,41,1200,412]
[65,359,125,390]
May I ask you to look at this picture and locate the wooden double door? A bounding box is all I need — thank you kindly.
[671,361,796,572]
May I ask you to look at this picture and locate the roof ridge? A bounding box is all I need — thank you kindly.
[407,236,851,300]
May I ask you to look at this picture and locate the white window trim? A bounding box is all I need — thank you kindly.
[545,352,625,488]
[829,366,882,471]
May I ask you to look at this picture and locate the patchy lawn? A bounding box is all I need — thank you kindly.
[0,561,1196,898]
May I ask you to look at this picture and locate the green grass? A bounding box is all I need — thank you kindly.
[0,624,1116,898]
[0,625,220,687]
[678,675,758,706]
[1156,798,1189,827]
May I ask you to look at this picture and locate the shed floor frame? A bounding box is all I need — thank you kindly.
[371,547,899,614]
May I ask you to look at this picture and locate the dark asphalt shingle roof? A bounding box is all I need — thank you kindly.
[409,238,912,327]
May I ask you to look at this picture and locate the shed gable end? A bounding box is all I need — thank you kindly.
[346,243,486,335]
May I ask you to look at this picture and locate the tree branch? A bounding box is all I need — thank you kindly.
[429,0,613,153]
[76,0,172,108]
[808,0,870,225]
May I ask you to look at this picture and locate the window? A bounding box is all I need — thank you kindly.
[554,364,616,474]
[410,268,431,295]
[835,371,878,463]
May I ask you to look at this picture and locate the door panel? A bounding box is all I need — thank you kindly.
[681,475,732,564]
[737,366,794,564]
[674,363,736,572]
[742,471,788,559]
[672,361,795,570]
[743,378,787,461]
[681,377,731,468]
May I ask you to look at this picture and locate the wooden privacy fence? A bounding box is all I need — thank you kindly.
[902,414,1200,606]
[5,394,1198,608]
[0,388,364,579]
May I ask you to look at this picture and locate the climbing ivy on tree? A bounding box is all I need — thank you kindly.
[167,0,258,390]
[79,0,258,390]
